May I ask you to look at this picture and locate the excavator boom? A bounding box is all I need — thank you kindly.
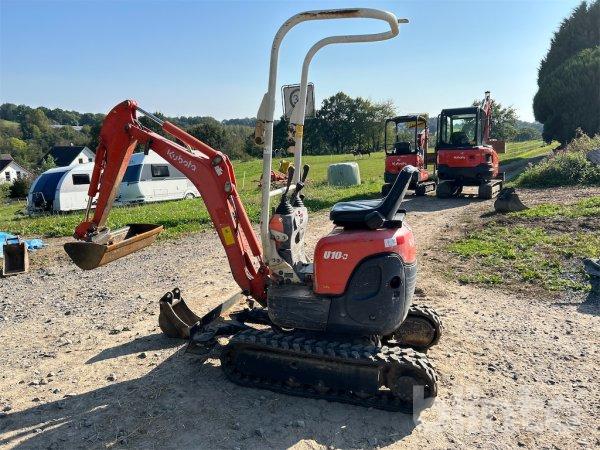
[65,100,268,303]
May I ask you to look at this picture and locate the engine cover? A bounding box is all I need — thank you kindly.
[313,225,416,295]
[267,253,416,336]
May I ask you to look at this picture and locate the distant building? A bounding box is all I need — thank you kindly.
[50,124,84,132]
[39,145,95,167]
[0,154,32,184]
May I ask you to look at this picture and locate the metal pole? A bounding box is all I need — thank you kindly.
[257,9,406,263]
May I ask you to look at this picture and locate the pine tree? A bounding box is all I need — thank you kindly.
[533,1,600,144]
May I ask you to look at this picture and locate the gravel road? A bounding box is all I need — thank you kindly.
[0,188,598,449]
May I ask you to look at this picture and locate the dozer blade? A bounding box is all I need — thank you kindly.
[64,223,163,270]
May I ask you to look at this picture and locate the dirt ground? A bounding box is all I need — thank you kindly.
[0,188,598,450]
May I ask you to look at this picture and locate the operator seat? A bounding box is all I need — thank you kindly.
[450,131,469,146]
[330,166,417,230]
[394,141,413,155]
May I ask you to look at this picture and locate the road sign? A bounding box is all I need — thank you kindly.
[282,83,315,120]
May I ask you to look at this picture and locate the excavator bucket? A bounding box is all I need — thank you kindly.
[2,237,29,276]
[158,288,202,339]
[64,223,163,270]
[494,188,528,213]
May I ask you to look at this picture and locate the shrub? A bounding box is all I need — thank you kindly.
[8,177,31,198]
[0,183,9,201]
[514,132,600,187]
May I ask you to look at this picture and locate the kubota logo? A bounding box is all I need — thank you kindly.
[166,149,197,172]
[323,250,348,260]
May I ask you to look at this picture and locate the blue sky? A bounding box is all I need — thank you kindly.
[0,0,581,121]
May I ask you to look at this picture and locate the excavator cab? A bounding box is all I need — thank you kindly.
[382,114,436,196]
[437,107,482,149]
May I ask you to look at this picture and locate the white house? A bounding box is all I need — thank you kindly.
[39,145,95,167]
[0,154,31,184]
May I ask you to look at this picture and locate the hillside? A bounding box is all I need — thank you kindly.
[1,99,546,173]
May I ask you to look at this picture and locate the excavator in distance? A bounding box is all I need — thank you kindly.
[382,114,436,197]
[435,91,505,199]
[63,9,443,413]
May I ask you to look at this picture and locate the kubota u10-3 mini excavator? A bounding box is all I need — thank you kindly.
[63,8,442,413]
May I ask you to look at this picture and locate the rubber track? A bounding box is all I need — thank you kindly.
[220,328,438,412]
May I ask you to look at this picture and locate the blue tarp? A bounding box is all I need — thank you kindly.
[0,232,44,257]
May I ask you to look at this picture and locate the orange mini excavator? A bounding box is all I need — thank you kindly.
[435,91,505,199]
[382,114,436,196]
[63,9,442,412]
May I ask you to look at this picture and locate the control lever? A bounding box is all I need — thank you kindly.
[275,165,295,214]
[290,164,310,207]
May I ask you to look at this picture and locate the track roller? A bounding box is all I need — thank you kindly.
[385,304,442,351]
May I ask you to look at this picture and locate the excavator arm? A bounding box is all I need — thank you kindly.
[67,100,268,303]
[480,90,494,144]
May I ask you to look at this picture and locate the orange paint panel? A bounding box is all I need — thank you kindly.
[313,225,416,295]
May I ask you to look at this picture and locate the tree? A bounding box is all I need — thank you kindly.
[310,92,395,154]
[534,46,600,143]
[8,178,31,199]
[513,127,542,142]
[40,155,56,172]
[533,1,600,144]
[538,1,600,82]
[21,109,50,140]
[187,121,229,154]
[472,99,518,141]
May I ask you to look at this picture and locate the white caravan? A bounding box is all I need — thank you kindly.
[27,151,200,213]
[28,163,96,213]
[116,151,199,205]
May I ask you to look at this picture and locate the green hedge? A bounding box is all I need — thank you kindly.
[515,133,600,187]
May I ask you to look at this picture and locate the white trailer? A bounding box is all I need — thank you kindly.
[116,151,199,205]
[28,163,96,213]
[27,151,200,213]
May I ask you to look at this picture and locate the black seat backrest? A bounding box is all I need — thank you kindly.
[361,165,418,229]
[394,141,412,155]
[451,131,469,146]
[378,165,418,220]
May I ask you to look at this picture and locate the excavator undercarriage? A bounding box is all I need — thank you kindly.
[158,287,441,412]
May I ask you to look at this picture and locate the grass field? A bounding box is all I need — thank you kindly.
[449,196,600,291]
[0,140,551,239]
[497,140,555,165]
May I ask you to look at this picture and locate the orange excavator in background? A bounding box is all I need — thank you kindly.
[63,9,443,412]
[382,114,436,196]
[435,91,505,199]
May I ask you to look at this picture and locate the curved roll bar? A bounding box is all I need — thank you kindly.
[256,8,407,262]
